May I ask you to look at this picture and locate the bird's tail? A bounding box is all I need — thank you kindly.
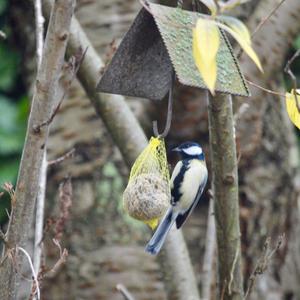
[145,207,177,255]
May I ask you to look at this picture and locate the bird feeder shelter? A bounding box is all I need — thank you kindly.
[97,2,250,100]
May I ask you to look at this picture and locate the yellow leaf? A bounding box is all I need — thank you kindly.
[286,90,300,130]
[198,0,218,16]
[217,22,263,72]
[218,16,251,44]
[193,19,220,94]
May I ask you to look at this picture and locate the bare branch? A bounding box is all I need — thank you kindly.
[33,47,87,133]
[284,49,300,112]
[34,0,44,67]
[55,178,72,241]
[0,1,75,299]
[201,197,216,300]
[207,92,244,300]
[116,284,136,300]
[45,239,68,278]
[48,148,75,166]
[244,235,285,300]
[251,0,287,38]
[17,247,40,300]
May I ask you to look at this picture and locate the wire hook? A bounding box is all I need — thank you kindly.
[153,73,174,139]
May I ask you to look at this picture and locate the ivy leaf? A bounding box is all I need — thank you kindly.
[286,90,300,130]
[193,18,220,94]
[198,0,218,16]
[217,21,263,72]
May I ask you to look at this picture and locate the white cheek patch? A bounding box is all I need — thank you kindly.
[183,146,202,156]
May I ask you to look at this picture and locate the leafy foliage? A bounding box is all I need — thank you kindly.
[0,1,28,223]
[192,4,262,94]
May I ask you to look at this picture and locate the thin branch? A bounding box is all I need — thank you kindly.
[246,80,286,98]
[48,148,75,166]
[201,197,216,300]
[116,284,136,300]
[237,0,287,59]
[244,235,285,300]
[33,47,88,133]
[34,0,44,67]
[18,247,40,300]
[284,49,300,112]
[251,0,287,38]
[228,246,240,295]
[33,153,47,276]
[45,239,68,278]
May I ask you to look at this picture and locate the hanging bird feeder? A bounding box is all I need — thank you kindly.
[96,1,250,100]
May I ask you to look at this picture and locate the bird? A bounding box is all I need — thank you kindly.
[145,141,208,255]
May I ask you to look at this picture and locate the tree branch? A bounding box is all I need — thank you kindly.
[207,92,244,300]
[201,197,216,300]
[42,2,201,299]
[0,1,74,299]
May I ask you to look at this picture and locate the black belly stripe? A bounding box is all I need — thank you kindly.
[171,159,190,205]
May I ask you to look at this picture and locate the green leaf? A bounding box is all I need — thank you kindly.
[0,43,19,92]
[294,34,300,50]
[0,158,19,187]
[0,0,7,15]
[0,96,26,154]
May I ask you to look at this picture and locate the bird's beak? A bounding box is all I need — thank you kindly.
[172,147,180,152]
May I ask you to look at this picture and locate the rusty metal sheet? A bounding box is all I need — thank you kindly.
[149,3,249,97]
[96,7,173,100]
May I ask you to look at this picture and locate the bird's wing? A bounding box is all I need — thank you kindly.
[175,172,207,229]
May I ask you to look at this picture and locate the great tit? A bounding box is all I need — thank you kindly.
[145,142,208,255]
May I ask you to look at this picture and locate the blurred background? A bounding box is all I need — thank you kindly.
[1,0,300,299]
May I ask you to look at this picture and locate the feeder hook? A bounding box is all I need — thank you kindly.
[153,74,174,139]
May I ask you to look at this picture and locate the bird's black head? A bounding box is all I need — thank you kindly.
[172,142,205,160]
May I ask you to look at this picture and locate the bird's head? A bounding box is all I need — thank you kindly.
[172,142,205,161]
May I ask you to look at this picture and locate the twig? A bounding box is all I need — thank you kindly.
[228,245,240,295]
[33,47,88,133]
[0,229,7,245]
[116,284,136,300]
[33,153,47,277]
[34,0,44,67]
[237,0,287,58]
[284,49,300,112]
[46,239,68,278]
[55,177,72,241]
[251,0,287,38]
[18,247,40,300]
[243,235,285,300]
[48,148,75,166]
[33,2,46,295]
[201,197,216,300]
[246,80,286,98]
